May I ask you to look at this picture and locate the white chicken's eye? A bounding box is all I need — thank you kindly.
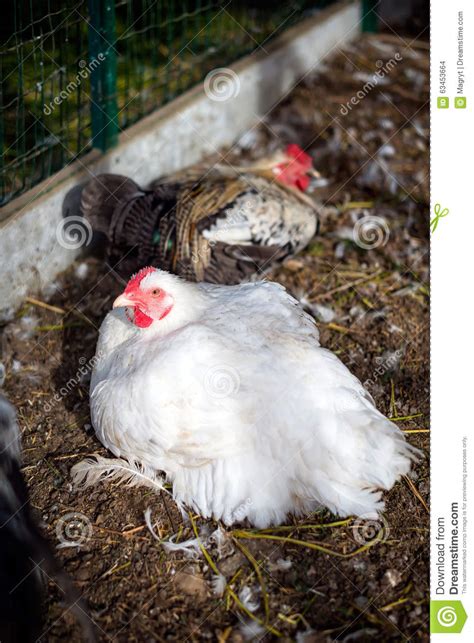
[152,289,160,295]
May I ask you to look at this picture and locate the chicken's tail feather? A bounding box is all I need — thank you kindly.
[299,410,421,518]
[80,173,143,236]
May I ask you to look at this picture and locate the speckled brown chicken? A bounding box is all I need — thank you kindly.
[73,144,320,283]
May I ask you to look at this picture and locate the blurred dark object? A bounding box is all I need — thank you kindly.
[377,0,429,34]
[0,393,96,642]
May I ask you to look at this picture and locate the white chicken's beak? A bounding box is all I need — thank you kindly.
[113,293,135,309]
[308,168,321,179]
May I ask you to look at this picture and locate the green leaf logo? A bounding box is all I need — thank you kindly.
[430,600,467,633]
[430,203,449,233]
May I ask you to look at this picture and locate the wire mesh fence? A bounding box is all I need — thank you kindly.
[0,0,335,207]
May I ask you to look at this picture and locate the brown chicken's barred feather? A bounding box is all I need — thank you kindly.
[173,177,251,280]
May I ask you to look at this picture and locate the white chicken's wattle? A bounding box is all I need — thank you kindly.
[86,267,417,527]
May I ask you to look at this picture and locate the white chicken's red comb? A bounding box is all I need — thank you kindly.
[124,266,156,293]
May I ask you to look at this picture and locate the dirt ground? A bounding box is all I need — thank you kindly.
[0,33,429,641]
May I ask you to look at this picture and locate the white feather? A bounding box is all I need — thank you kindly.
[211,573,227,597]
[238,586,259,613]
[144,508,203,559]
[239,620,266,640]
[71,455,167,494]
[274,558,292,571]
[208,526,233,558]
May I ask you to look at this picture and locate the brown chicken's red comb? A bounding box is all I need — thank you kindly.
[285,143,312,168]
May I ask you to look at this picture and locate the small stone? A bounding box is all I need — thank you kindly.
[352,560,366,572]
[219,551,244,576]
[174,570,208,601]
[380,118,395,130]
[284,259,304,272]
[355,595,368,609]
[75,566,92,582]
[378,143,396,157]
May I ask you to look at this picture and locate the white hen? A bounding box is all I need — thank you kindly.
[87,267,417,527]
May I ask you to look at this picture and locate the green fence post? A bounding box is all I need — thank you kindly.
[361,0,378,33]
[88,0,118,151]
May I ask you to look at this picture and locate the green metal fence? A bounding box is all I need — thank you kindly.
[0,0,334,207]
